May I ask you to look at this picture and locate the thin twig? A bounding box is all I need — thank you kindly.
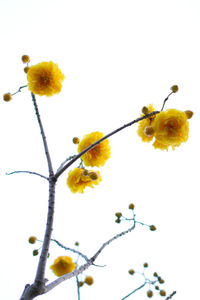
[76,276,80,300]
[51,239,89,262]
[121,282,147,300]
[56,155,77,173]
[11,85,28,96]
[160,91,173,111]
[6,171,48,181]
[165,291,176,299]
[55,111,159,179]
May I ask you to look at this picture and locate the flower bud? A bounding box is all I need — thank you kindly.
[82,169,89,176]
[144,126,154,136]
[184,110,193,119]
[142,106,149,114]
[28,236,37,244]
[128,203,135,210]
[150,225,156,231]
[22,55,30,63]
[88,172,99,181]
[78,281,84,287]
[73,137,80,144]
[33,249,39,256]
[115,218,121,224]
[128,269,135,275]
[3,93,12,102]
[159,290,166,297]
[75,241,79,246]
[84,276,94,285]
[143,262,148,268]
[147,290,153,298]
[24,66,30,73]
[171,85,178,93]
[115,212,122,218]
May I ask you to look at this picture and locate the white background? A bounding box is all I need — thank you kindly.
[0,0,200,299]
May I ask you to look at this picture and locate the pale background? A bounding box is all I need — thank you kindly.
[0,0,200,299]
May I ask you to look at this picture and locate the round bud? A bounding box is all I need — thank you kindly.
[3,93,12,102]
[159,278,165,284]
[33,249,39,256]
[78,281,84,287]
[128,269,135,275]
[24,66,30,73]
[142,106,149,114]
[155,286,159,290]
[128,203,135,210]
[147,290,153,298]
[82,169,89,176]
[115,218,121,224]
[28,236,37,244]
[73,137,80,144]
[150,225,156,231]
[144,126,154,136]
[22,55,30,63]
[143,263,148,268]
[75,241,79,246]
[171,85,178,93]
[88,172,99,181]
[115,212,122,218]
[159,290,166,297]
[184,110,193,119]
[153,272,158,277]
[84,276,94,285]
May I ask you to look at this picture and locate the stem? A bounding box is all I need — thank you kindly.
[11,84,28,96]
[31,93,54,175]
[160,91,173,111]
[6,170,48,180]
[121,282,146,300]
[76,277,81,300]
[55,111,159,179]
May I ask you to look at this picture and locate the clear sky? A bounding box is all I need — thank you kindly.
[0,0,200,299]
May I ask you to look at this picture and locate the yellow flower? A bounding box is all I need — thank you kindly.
[50,256,76,277]
[78,132,111,167]
[27,61,65,96]
[137,104,156,142]
[67,168,102,193]
[153,109,189,150]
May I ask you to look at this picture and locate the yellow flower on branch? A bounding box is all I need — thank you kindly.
[27,61,65,96]
[78,132,111,167]
[50,256,76,277]
[153,109,189,150]
[67,168,102,193]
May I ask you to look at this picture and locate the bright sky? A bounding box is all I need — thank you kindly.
[0,0,200,300]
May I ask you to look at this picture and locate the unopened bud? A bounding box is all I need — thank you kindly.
[24,66,30,73]
[22,55,30,63]
[144,126,154,136]
[171,85,178,93]
[3,93,12,102]
[73,137,80,144]
[142,106,149,114]
[150,225,156,231]
[184,110,193,119]
[88,172,99,181]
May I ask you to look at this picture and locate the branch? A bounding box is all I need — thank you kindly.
[6,171,48,181]
[31,93,54,176]
[45,220,136,293]
[55,111,159,179]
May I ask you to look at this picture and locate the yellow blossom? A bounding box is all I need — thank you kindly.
[153,109,189,150]
[50,256,76,277]
[137,104,156,142]
[67,168,102,193]
[78,132,111,167]
[27,61,65,96]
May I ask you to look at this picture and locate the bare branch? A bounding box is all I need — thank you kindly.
[55,111,159,179]
[121,282,147,300]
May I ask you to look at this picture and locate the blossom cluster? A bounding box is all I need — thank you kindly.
[137,104,193,151]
